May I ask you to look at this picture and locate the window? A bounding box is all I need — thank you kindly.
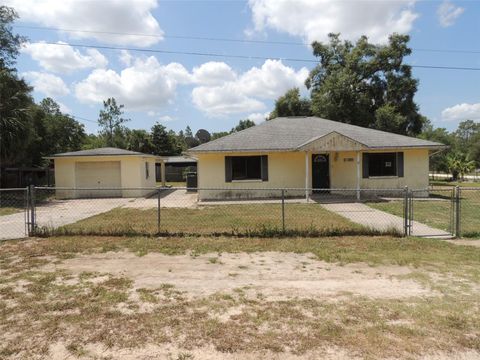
[225,156,268,182]
[363,152,404,178]
[145,162,150,179]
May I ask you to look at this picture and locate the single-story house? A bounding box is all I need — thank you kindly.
[156,156,197,183]
[187,117,446,200]
[46,147,164,198]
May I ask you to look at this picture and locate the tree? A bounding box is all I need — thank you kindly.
[0,6,25,69]
[125,129,154,154]
[211,131,229,140]
[419,121,454,173]
[151,123,179,155]
[184,126,200,148]
[446,153,475,181]
[231,119,256,133]
[0,69,34,167]
[306,33,425,135]
[195,129,211,144]
[269,88,311,119]
[98,98,130,147]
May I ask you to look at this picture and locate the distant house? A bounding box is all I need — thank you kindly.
[47,147,163,198]
[187,117,446,200]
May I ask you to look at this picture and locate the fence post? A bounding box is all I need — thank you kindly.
[157,188,161,234]
[28,185,36,236]
[455,186,461,238]
[281,189,285,233]
[403,186,409,237]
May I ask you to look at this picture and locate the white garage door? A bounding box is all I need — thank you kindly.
[75,161,122,198]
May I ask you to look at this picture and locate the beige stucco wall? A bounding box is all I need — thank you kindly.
[197,152,307,200]
[54,155,156,198]
[195,148,430,200]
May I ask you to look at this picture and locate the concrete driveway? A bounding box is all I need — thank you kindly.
[0,190,199,240]
[321,202,452,238]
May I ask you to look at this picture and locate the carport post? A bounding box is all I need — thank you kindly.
[356,151,361,201]
[161,161,166,187]
[157,188,161,234]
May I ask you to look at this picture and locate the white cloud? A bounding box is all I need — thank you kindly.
[4,0,163,47]
[22,42,108,74]
[192,62,237,86]
[247,112,270,123]
[437,1,464,27]
[192,59,308,116]
[247,0,419,44]
[158,115,174,122]
[75,56,189,111]
[442,103,480,122]
[22,71,70,97]
[119,50,133,66]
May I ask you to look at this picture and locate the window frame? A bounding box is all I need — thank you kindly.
[363,152,404,178]
[225,155,268,182]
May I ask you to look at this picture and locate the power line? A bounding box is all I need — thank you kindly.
[71,114,97,124]
[30,41,480,71]
[15,24,480,54]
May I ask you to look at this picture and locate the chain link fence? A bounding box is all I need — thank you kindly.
[0,188,29,240]
[1,186,479,240]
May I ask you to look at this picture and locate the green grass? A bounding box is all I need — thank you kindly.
[50,203,388,237]
[0,207,22,216]
[430,180,480,188]
[369,189,480,238]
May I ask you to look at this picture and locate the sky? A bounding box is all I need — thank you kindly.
[3,0,480,135]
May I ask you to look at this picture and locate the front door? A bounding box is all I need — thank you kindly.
[312,154,330,192]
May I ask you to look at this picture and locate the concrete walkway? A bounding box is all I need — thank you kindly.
[321,202,453,239]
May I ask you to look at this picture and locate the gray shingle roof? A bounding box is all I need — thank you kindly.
[49,147,157,157]
[188,117,445,153]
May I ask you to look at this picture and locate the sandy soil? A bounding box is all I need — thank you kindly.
[48,342,480,360]
[47,251,434,301]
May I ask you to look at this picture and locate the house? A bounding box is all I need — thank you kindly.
[155,156,197,183]
[187,117,446,200]
[46,147,164,198]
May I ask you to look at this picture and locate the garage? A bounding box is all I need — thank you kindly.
[75,161,121,198]
[47,147,164,198]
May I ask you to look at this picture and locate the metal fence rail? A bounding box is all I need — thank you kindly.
[1,186,478,240]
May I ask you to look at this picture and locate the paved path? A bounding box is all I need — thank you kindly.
[321,202,453,239]
[0,198,132,240]
[1,190,199,240]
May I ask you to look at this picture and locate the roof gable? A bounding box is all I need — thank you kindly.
[298,131,367,152]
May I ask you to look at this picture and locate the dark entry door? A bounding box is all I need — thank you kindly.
[312,154,330,192]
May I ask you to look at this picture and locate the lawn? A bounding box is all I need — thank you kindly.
[0,235,479,359]
[369,188,480,237]
[0,207,22,216]
[54,203,383,237]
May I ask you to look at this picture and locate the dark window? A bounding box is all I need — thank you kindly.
[145,162,150,179]
[231,156,262,180]
[368,153,397,177]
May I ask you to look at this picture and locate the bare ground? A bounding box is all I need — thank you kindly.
[48,251,433,301]
[1,236,480,359]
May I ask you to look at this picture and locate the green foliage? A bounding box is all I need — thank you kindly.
[0,69,33,166]
[97,98,130,147]
[151,123,181,155]
[0,5,25,69]
[306,33,425,135]
[231,119,256,132]
[125,129,154,154]
[446,153,475,181]
[269,88,311,119]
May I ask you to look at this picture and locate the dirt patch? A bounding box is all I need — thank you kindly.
[46,251,435,300]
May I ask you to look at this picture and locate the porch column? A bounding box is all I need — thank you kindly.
[161,161,166,187]
[305,152,309,202]
[356,151,361,201]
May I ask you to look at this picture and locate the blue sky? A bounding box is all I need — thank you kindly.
[5,0,480,135]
